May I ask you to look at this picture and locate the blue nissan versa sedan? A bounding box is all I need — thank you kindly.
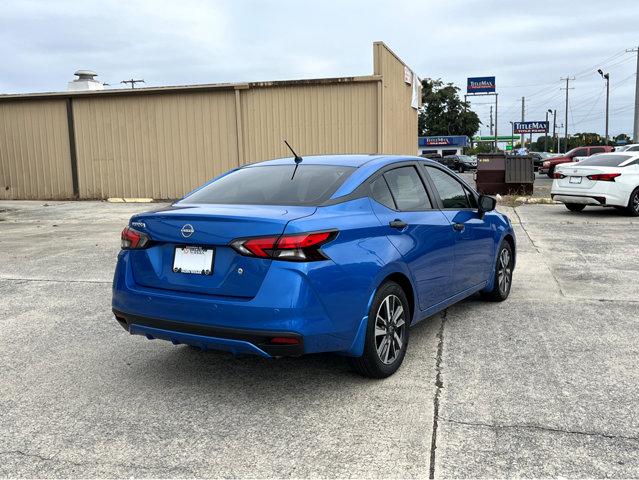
[112,154,515,378]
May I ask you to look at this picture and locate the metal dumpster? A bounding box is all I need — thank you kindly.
[476,153,534,195]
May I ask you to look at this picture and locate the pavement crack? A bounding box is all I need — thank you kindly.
[429,308,447,479]
[0,449,190,474]
[440,417,639,443]
[513,207,565,297]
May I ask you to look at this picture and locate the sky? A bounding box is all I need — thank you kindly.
[2,0,638,139]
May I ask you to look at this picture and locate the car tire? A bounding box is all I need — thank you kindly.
[458,165,464,173]
[546,167,555,178]
[349,281,410,379]
[481,240,513,302]
[627,187,639,217]
[565,203,586,212]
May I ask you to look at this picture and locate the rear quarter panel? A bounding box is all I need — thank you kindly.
[282,197,413,339]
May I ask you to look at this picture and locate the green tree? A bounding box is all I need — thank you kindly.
[418,79,480,138]
[570,132,603,147]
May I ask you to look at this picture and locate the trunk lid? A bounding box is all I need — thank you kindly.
[128,204,316,298]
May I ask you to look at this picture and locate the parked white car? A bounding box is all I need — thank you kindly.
[551,152,639,216]
[614,143,639,152]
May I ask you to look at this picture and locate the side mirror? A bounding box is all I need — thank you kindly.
[478,194,497,213]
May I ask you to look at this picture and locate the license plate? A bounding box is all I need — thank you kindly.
[569,176,582,184]
[173,246,214,275]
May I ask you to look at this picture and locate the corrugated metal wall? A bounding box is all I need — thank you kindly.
[73,91,239,199]
[239,80,378,163]
[0,100,74,199]
[0,42,417,200]
[374,42,418,155]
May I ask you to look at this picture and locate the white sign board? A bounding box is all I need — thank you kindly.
[404,66,412,85]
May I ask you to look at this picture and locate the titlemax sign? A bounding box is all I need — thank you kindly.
[467,76,496,94]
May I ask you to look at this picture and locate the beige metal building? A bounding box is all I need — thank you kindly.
[0,42,420,200]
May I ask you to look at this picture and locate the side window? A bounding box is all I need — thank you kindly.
[369,176,396,210]
[425,166,472,209]
[573,148,588,157]
[628,146,639,152]
[591,147,605,154]
[464,186,478,208]
[383,166,432,211]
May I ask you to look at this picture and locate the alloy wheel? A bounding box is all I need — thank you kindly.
[497,248,512,295]
[374,294,406,365]
[633,192,639,214]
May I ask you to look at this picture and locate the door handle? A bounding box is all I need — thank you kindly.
[389,219,408,229]
[452,223,465,232]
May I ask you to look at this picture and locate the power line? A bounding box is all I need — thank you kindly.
[571,85,606,126]
[573,50,628,79]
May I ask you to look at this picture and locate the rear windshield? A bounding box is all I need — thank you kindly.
[181,164,355,206]
[577,154,632,167]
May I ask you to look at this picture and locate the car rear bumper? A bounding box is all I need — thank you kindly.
[113,309,304,357]
[551,193,608,205]
[112,251,367,356]
[551,189,629,207]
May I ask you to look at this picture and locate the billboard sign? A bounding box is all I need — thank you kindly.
[467,76,496,94]
[419,136,469,147]
[513,121,549,134]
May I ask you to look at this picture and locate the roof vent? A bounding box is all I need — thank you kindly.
[67,70,104,91]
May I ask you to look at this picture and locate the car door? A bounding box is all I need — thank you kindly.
[368,163,456,311]
[422,164,495,293]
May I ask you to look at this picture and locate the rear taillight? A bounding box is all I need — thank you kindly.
[121,226,150,249]
[231,230,337,262]
[553,172,566,179]
[587,173,621,182]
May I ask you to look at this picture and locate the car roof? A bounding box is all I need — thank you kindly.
[249,154,388,168]
[245,154,443,169]
[595,151,639,157]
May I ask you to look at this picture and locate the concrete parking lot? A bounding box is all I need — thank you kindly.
[1,200,638,478]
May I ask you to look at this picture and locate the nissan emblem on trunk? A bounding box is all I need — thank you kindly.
[181,224,194,238]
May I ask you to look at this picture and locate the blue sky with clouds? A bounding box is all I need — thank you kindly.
[2,0,638,137]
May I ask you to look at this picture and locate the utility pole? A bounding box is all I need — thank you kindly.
[552,109,557,152]
[520,97,525,147]
[560,77,575,153]
[545,109,552,152]
[627,47,639,142]
[489,105,494,136]
[121,78,145,89]
[494,93,499,152]
[598,69,610,145]
[509,121,514,151]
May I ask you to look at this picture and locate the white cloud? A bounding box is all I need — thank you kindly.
[1,0,638,136]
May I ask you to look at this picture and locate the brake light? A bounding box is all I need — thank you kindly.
[231,231,337,262]
[587,173,621,182]
[553,172,566,179]
[121,226,150,249]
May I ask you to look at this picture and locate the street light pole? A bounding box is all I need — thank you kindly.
[598,69,610,145]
